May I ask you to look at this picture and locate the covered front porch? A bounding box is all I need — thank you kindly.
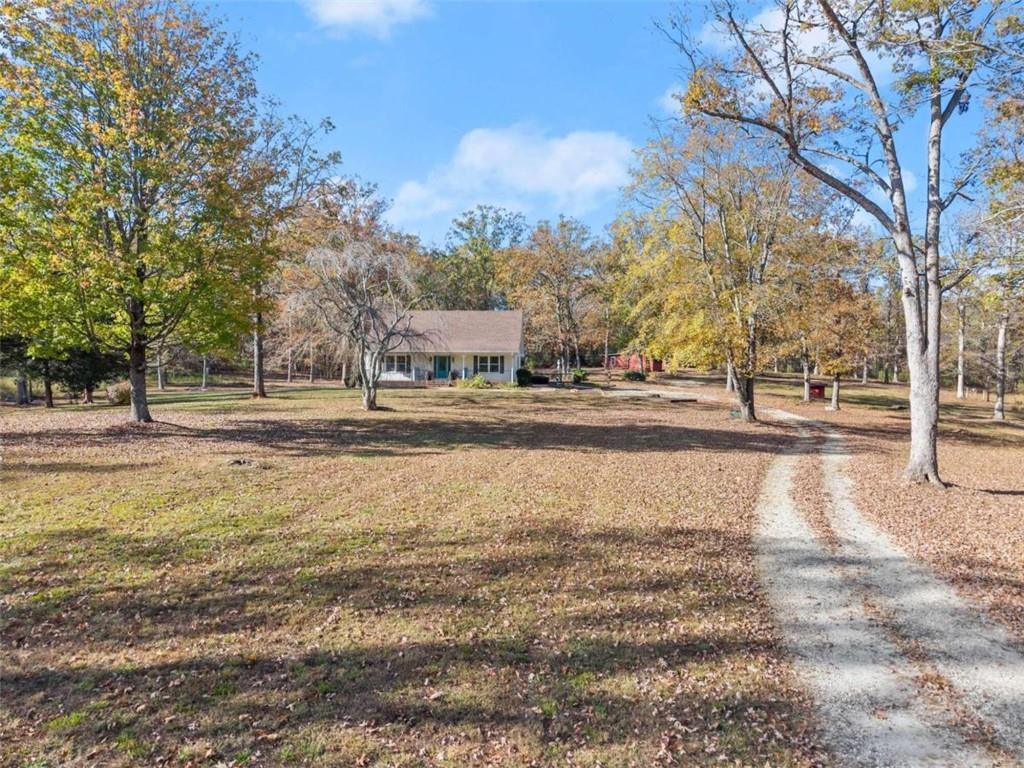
[378,351,521,384]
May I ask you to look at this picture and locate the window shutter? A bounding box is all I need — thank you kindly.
[473,355,479,374]
[499,355,505,374]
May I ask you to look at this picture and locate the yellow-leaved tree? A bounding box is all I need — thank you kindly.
[666,0,1024,483]
[618,125,803,421]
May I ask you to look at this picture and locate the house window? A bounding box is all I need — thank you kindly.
[477,355,502,373]
[385,354,410,373]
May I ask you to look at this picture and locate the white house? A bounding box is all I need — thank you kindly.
[377,310,525,385]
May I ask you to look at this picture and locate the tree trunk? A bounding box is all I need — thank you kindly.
[994,313,1007,421]
[725,361,736,392]
[898,81,946,486]
[861,359,869,385]
[903,346,941,483]
[360,348,378,410]
[802,356,811,402]
[128,339,152,422]
[201,355,209,389]
[286,347,293,383]
[43,370,54,408]
[84,386,94,404]
[956,299,966,399]
[735,376,756,422]
[156,349,165,390]
[362,384,377,410]
[341,360,348,387]
[308,344,314,383]
[773,357,779,373]
[829,374,841,410]
[252,318,267,398]
[603,308,610,372]
[893,362,899,383]
[15,378,28,405]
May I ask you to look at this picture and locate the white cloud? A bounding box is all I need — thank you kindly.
[390,180,452,220]
[699,17,733,50]
[659,85,684,115]
[700,5,896,88]
[298,0,431,37]
[388,124,633,225]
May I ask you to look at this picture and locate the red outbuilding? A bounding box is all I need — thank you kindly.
[607,352,663,373]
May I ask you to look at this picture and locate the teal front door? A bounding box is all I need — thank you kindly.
[434,355,450,379]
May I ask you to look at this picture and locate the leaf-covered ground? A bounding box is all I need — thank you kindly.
[830,404,1024,640]
[0,386,825,767]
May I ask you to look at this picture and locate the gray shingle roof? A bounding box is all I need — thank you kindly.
[395,310,524,353]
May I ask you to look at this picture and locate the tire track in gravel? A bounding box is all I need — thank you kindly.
[818,426,1024,761]
[752,403,1024,766]
[605,384,1024,765]
[753,416,994,767]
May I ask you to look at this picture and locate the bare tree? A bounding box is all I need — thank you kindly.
[302,188,422,410]
[668,0,1024,483]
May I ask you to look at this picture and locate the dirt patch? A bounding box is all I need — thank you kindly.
[844,438,1024,641]
[789,432,838,552]
[819,427,1024,760]
[754,431,991,767]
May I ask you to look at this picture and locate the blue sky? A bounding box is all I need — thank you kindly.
[214,0,684,244]
[212,1,985,246]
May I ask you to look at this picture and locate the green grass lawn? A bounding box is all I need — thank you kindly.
[1,386,824,767]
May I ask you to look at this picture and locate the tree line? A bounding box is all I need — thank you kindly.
[655,0,1023,484]
[0,0,616,415]
[1,0,1022,487]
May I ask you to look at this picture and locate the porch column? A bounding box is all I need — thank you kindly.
[461,354,466,379]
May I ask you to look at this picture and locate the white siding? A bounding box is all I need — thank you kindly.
[460,353,516,383]
[373,352,519,383]
[377,352,432,382]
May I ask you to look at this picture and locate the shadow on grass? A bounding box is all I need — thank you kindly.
[1,520,816,764]
[6,415,790,458]
[950,484,1024,497]
[4,393,790,458]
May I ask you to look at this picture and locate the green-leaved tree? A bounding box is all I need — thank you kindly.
[1,0,266,421]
